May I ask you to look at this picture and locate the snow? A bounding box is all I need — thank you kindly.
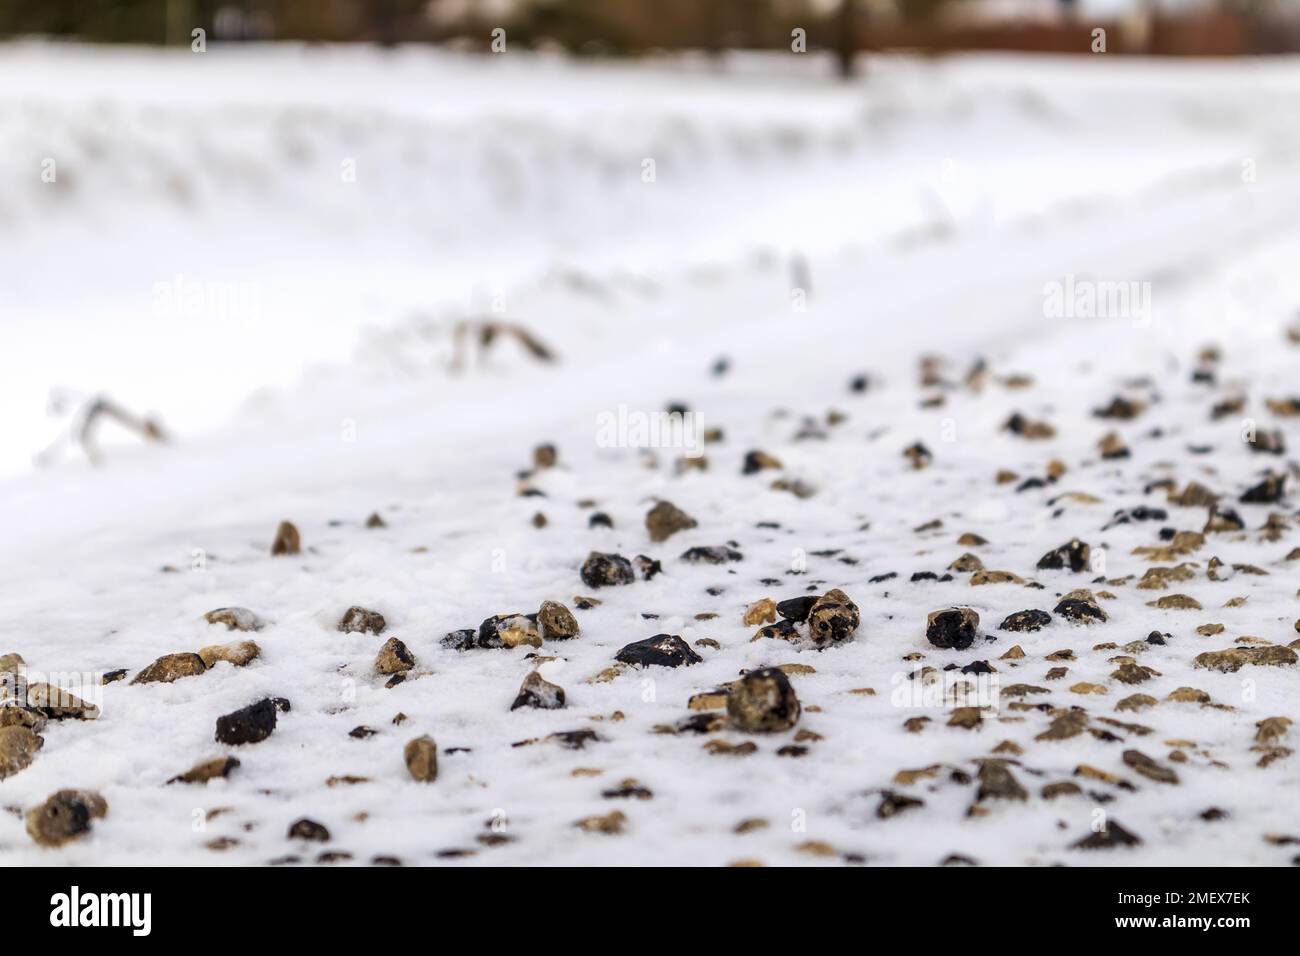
[1,43,1298,866]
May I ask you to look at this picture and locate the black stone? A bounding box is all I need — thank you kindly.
[288,818,331,842]
[775,595,817,622]
[580,551,635,588]
[614,634,703,668]
[215,698,278,746]
[999,608,1052,633]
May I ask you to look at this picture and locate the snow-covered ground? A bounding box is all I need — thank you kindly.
[1,43,1298,866]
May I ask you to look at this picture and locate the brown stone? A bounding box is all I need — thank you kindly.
[131,653,206,685]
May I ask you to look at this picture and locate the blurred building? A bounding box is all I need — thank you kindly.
[1,0,1297,54]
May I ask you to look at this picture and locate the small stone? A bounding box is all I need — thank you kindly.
[742,450,782,475]
[998,609,1051,633]
[1167,686,1212,704]
[969,569,1024,586]
[926,607,979,650]
[365,512,387,528]
[948,707,984,729]
[1194,646,1297,673]
[1041,781,1082,799]
[808,588,860,646]
[877,790,924,819]
[743,598,777,626]
[533,443,558,469]
[375,637,415,676]
[511,671,567,711]
[338,606,386,635]
[26,790,107,848]
[0,725,43,780]
[441,629,477,651]
[580,551,635,588]
[1054,595,1108,624]
[1036,711,1088,741]
[288,818,331,842]
[204,607,264,632]
[1037,539,1091,573]
[24,683,100,720]
[404,735,438,782]
[215,698,278,746]
[976,760,1027,801]
[948,553,984,572]
[1123,749,1179,784]
[1147,594,1202,610]
[168,756,240,785]
[270,520,300,556]
[537,600,580,640]
[645,501,698,542]
[1116,694,1157,712]
[726,667,801,733]
[775,595,817,622]
[1000,645,1026,660]
[1240,473,1286,504]
[131,652,207,685]
[1256,717,1292,743]
[1072,821,1142,849]
[1112,661,1157,684]
[680,545,743,565]
[575,810,626,834]
[614,635,702,669]
[198,640,261,669]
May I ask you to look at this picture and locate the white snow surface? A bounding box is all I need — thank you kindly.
[1,43,1299,866]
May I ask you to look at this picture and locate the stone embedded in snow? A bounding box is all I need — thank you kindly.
[1036,539,1091,573]
[680,545,743,565]
[645,500,697,542]
[375,637,416,675]
[511,671,567,711]
[25,683,100,720]
[168,756,240,785]
[877,790,924,819]
[1072,821,1142,849]
[26,789,107,848]
[1240,472,1286,504]
[1002,412,1055,440]
[926,607,979,650]
[975,760,1027,801]
[742,450,782,475]
[1194,646,1296,673]
[338,606,386,635]
[1123,749,1179,784]
[288,818,331,841]
[478,614,541,649]
[1053,592,1108,623]
[743,598,776,626]
[204,607,264,632]
[441,628,477,651]
[270,520,300,556]
[1093,395,1145,420]
[807,588,860,646]
[404,735,438,782]
[580,551,635,588]
[215,698,278,745]
[131,652,207,685]
[753,619,799,641]
[999,609,1051,632]
[775,595,817,623]
[575,810,627,834]
[948,553,984,573]
[726,667,800,733]
[1098,431,1129,459]
[533,443,558,469]
[0,725,42,780]
[0,704,46,733]
[1147,593,1201,610]
[365,511,387,528]
[614,634,702,669]
[537,600,579,640]
[198,640,261,669]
